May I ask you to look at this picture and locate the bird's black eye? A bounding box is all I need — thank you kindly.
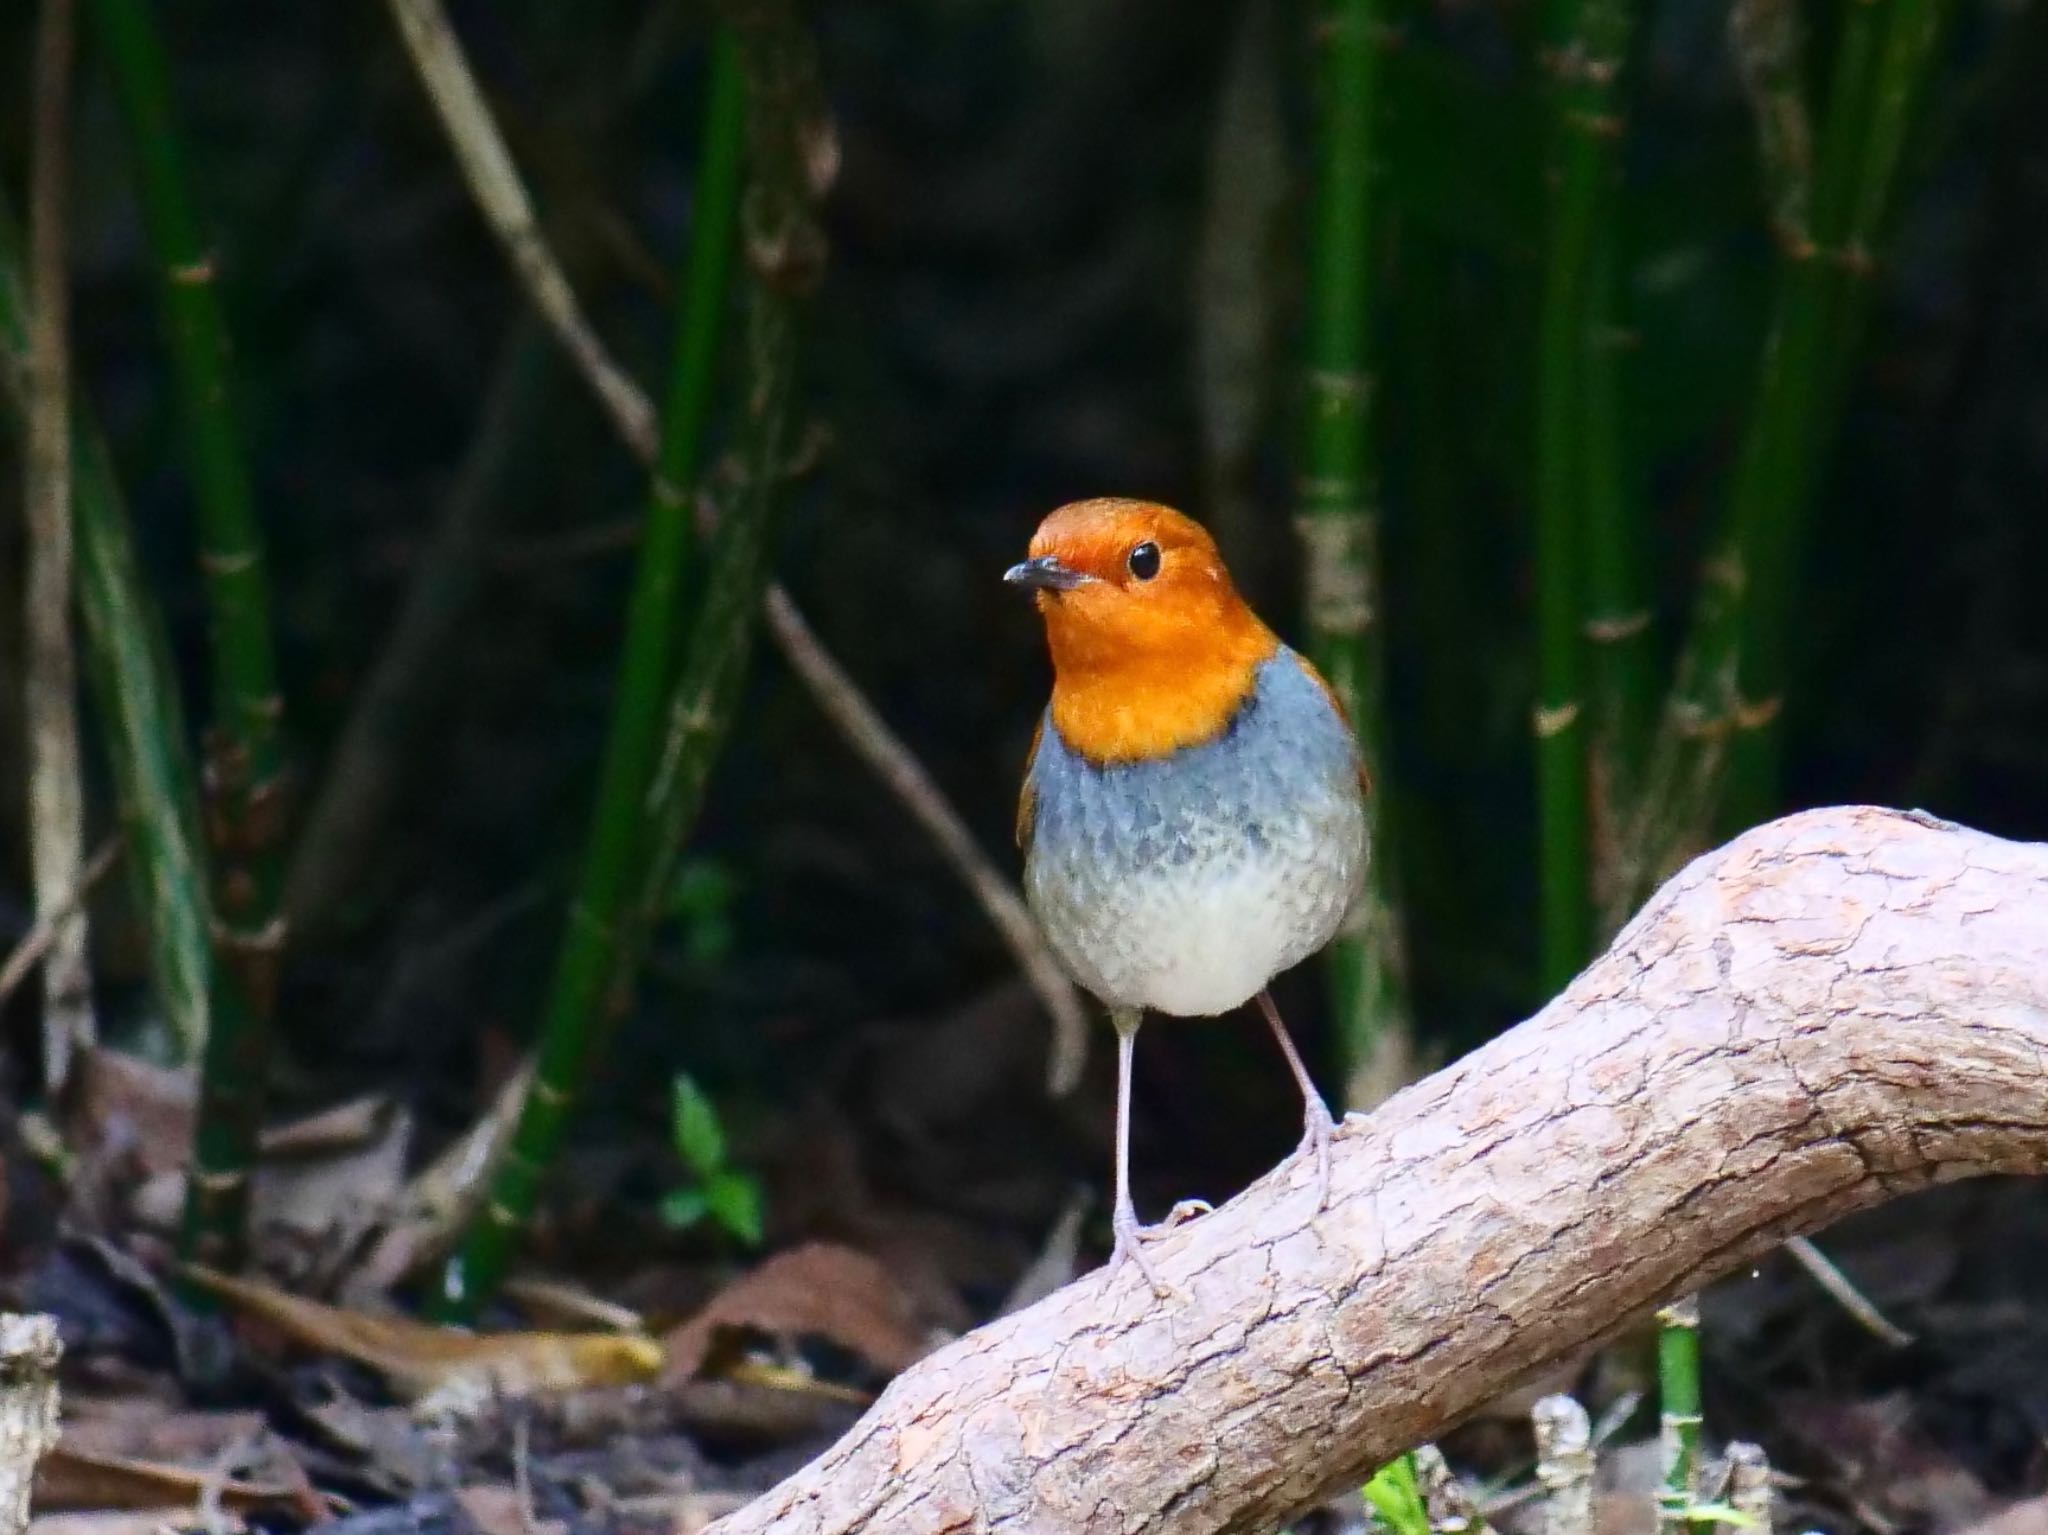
[1127,541,1162,581]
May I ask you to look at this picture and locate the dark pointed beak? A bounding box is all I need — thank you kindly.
[1004,555,1089,593]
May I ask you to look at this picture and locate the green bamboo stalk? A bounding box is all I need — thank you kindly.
[1299,0,1411,1106]
[1722,0,1947,823]
[1581,232,1655,928]
[89,0,290,1270]
[431,28,750,1320]
[633,280,802,943]
[1656,1294,1703,1535]
[1543,0,1649,939]
[1631,0,1946,903]
[1534,0,1637,988]
[0,209,214,1069]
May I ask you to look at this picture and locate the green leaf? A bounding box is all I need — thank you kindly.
[671,1073,727,1175]
[1363,1453,1431,1535]
[660,1188,710,1230]
[1680,1504,1759,1529]
[705,1169,764,1247]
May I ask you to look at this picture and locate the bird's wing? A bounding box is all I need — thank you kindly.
[1292,650,1374,798]
[1015,715,1045,853]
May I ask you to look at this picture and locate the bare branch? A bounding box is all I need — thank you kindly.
[381,0,1088,1091]
[706,807,2048,1535]
[24,0,95,1093]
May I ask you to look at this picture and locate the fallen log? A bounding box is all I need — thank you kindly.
[711,806,2048,1535]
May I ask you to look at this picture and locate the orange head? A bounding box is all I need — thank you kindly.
[1005,499,1278,764]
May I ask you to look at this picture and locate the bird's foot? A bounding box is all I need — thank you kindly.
[1164,1198,1213,1228]
[1298,1097,1336,1213]
[1108,1206,1182,1301]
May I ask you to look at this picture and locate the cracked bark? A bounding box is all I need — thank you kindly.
[708,806,2048,1535]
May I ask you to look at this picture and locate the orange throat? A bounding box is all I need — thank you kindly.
[1045,613,1278,764]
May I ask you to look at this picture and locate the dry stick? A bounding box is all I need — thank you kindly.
[705,806,2048,1535]
[23,0,95,1096]
[0,1315,62,1535]
[1533,1396,1595,1535]
[763,588,1086,1092]
[1724,1443,1774,1535]
[382,0,1087,1093]
[1782,1233,1913,1347]
[0,834,122,1008]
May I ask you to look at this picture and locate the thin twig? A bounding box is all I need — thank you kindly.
[384,0,657,453]
[764,589,1086,1092]
[1784,1234,1914,1347]
[381,0,1087,1092]
[24,0,96,1095]
[0,835,121,1010]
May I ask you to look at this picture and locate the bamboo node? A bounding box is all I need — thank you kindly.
[1291,514,1376,635]
[1732,693,1783,729]
[1585,609,1651,642]
[531,1076,570,1108]
[1533,701,1581,737]
[170,255,218,286]
[1305,367,1374,403]
[1655,1293,1701,1327]
[199,547,260,577]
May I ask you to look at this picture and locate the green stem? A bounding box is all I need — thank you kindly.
[1634,0,1946,899]
[431,29,750,1320]
[1581,231,1655,930]
[1723,0,1946,823]
[1656,1293,1703,1535]
[0,208,214,1076]
[90,0,290,1271]
[633,282,800,938]
[1534,0,1636,987]
[1300,0,1410,1106]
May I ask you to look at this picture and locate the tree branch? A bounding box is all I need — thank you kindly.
[708,805,2048,1535]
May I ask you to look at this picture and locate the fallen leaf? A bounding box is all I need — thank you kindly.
[68,1050,194,1177]
[1959,1497,2048,1535]
[502,1275,646,1335]
[31,1509,243,1535]
[662,1243,932,1383]
[57,1403,265,1465]
[456,1485,564,1535]
[33,1445,295,1514]
[183,1264,662,1406]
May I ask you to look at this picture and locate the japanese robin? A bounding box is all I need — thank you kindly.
[1007,498,1368,1293]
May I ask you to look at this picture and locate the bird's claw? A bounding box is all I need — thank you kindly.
[1108,1209,1183,1301]
[1164,1198,1212,1228]
[1299,1100,1335,1213]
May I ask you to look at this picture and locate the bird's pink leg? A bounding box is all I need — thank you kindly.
[1257,989,1335,1210]
[1106,1007,1174,1298]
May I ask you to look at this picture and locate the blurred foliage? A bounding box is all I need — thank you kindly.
[2,0,2046,1237]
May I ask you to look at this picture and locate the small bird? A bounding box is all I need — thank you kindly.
[1007,498,1368,1293]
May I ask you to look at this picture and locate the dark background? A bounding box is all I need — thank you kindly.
[3,0,2048,1525]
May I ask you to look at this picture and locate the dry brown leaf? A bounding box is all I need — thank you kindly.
[456,1485,565,1535]
[502,1275,646,1334]
[1958,1497,2048,1535]
[69,1049,194,1176]
[56,1404,265,1466]
[32,1509,243,1535]
[33,1445,294,1514]
[183,1264,662,1405]
[661,1243,931,1383]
